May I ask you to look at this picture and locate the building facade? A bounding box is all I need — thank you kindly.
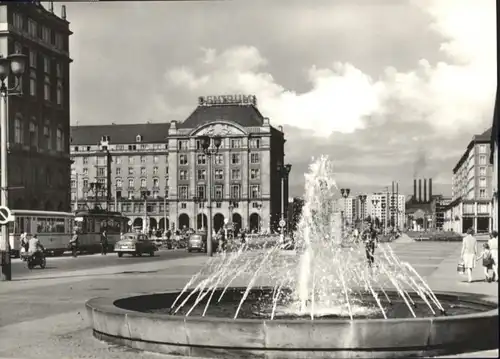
[0,2,72,211]
[70,95,287,233]
[490,91,499,232]
[366,193,405,230]
[336,193,405,230]
[444,128,493,233]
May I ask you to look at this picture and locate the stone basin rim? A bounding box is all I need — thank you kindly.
[87,288,499,324]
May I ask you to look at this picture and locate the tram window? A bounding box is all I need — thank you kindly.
[35,217,66,233]
[86,218,94,233]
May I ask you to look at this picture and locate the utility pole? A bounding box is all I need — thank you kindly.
[105,149,112,211]
[74,173,79,211]
[1,53,27,281]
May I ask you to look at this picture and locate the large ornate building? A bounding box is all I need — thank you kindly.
[444,128,493,233]
[70,95,288,233]
[0,2,72,211]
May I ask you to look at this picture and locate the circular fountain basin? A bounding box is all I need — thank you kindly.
[86,287,498,358]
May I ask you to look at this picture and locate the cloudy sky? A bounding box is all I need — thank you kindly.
[55,0,495,197]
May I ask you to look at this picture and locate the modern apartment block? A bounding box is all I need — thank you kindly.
[444,128,493,233]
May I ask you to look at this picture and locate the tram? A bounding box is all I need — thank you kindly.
[9,210,75,257]
[73,209,129,253]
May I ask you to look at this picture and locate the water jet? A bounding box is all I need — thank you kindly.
[87,156,498,358]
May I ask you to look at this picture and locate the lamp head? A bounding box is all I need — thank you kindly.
[284,164,292,175]
[212,135,222,149]
[198,135,210,151]
[9,53,27,77]
[0,56,10,82]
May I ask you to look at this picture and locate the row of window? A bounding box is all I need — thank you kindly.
[73,143,167,152]
[179,138,261,150]
[77,152,261,167]
[81,155,166,165]
[179,153,258,166]
[12,12,65,50]
[178,185,261,200]
[13,118,64,151]
[182,168,261,181]
[14,43,65,104]
[80,166,167,178]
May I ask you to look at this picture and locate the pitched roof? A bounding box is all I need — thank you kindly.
[474,127,492,141]
[179,104,264,129]
[70,123,169,145]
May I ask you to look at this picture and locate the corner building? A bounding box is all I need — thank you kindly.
[445,128,493,233]
[70,96,287,233]
[0,2,72,211]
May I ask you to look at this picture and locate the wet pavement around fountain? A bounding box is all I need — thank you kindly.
[0,240,497,359]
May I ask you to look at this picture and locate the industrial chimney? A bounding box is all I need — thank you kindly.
[418,179,422,203]
[413,179,417,202]
[424,179,427,202]
[429,178,433,201]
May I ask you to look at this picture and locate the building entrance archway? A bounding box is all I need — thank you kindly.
[232,213,242,232]
[213,213,225,233]
[197,213,208,230]
[178,214,190,230]
[249,213,260,233]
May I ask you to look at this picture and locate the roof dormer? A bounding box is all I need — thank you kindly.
[136,134,143,142]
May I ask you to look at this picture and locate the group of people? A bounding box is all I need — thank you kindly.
[460,229,498,283]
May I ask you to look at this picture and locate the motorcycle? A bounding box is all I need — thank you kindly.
[20,247,29,262]
[27,251,47,270]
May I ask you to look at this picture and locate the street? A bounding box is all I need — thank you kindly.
[10,249,203,279]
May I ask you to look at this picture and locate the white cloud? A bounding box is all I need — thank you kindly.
[161,0,495,138]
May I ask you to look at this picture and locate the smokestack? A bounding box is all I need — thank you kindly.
[429,178,433,201]
[418,179,422,203]
[49,1,54,13]
[413,179,417,202]
[61,5,66,20]
[424,179,427,202]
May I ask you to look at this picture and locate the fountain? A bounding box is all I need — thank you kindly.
[87,156,498,358]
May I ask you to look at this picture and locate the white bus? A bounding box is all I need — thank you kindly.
[8,210,75,257]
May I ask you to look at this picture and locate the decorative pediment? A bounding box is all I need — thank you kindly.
[191,122,246,137]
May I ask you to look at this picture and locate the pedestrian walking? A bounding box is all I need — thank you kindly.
[362,221,378,269]
[69,231,79,258]
[460,228,477,283]
[476,242,495,282]
[488,230,498,281]
[100,230,109,255]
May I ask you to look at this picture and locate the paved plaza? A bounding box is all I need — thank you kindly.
[0,240,498,359]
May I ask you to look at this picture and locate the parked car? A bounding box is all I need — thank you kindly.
[187,231,218,253]
[115,233,157,257]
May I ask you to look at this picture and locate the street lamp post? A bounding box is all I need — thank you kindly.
[163,193,167,235]
[255,203,262,233]
[340,188,350,237]
[197,135,222,257]
[359,194,367,221]
[90,182,103,209]
[0,53,27,282]
[141,191,150,234]
[277,163,292,242]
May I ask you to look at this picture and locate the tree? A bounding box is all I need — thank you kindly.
[374,217,381,228]
[365,215,372,223]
